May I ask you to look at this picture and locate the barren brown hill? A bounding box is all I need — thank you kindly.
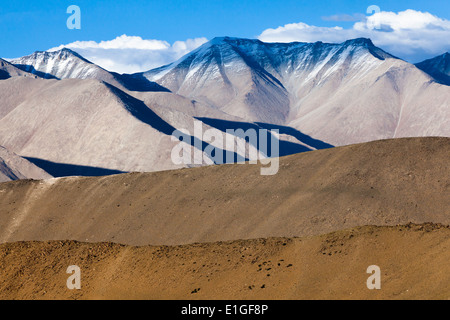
[0,137,448,246]
[0,224,448,300]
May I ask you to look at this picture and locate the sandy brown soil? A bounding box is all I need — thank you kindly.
[0,137,448,245]
[0,224,448,300]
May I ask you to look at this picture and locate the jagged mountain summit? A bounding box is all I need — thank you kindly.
[140,37,396,125]
[143,37,394,85]
[142,37,292,124]
[416,52,450,86]
[139,37,450,145]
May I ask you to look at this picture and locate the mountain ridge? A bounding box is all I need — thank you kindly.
[416,52,450,86]
[11,49,169,92]
[138,37,449,145]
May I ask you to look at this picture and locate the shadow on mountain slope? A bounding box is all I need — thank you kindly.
[24,157,125,178]
[105,84,243,164]
[255,122,334,150]
[12,64,57,79]
[196,117,330,157]
[0,70,11,80]
[114,73,171,92]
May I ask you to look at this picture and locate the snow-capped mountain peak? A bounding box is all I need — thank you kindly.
[143,37,396,83]
[10,48,169,92]
[137,37,400,124]
[11,48,103,80]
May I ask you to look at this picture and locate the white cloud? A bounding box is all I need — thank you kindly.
[47,10,450,71]
[49,35,208,73]
[258,10,450,62]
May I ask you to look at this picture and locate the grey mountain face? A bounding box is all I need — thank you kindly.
[141,37,450,145]
[140,37,396,125]
[0,75,311,177]
[416,52,450,86]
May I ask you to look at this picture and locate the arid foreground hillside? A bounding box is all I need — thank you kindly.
[0,137,448,300]
[0,224,448,300]
[0,137,448,245]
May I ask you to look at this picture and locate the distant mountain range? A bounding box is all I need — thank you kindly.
[1,37,449,178]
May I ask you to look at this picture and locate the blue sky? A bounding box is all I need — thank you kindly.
[1,0,449,72]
